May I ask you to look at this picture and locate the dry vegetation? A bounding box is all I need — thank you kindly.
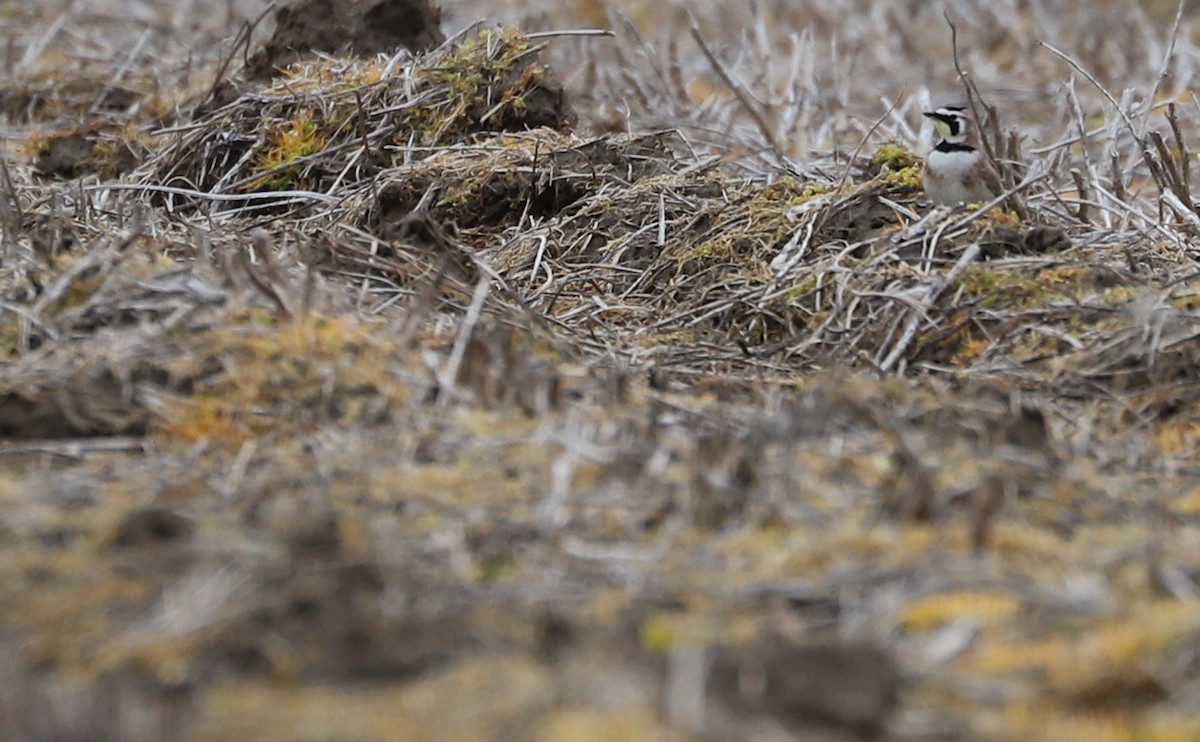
[3,0,1200,740]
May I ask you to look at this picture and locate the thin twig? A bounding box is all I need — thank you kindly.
[688,14,784,161]
[879,242,983,373]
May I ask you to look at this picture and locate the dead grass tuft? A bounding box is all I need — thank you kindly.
[136,27,575,214]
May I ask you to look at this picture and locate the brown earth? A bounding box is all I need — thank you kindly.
[244,0,447,80]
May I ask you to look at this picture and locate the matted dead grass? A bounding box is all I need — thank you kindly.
[4,2,1200,741]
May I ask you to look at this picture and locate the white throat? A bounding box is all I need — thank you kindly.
[927,148,980,178]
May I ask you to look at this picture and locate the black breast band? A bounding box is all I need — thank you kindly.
[934,141,976,153]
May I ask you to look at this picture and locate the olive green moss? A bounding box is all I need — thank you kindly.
[399,27,553,147]
[248,109,327,191]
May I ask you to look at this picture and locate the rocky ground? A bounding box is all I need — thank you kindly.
[2,0,1200,740]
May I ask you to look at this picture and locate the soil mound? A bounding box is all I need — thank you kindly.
[245,0,447,81]
[141,27,575,212]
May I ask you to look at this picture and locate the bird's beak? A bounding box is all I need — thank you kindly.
[923,110,960,129]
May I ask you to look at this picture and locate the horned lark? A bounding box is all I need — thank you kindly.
[923,106,1003,205]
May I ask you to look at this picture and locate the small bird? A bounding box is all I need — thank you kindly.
[923,106,1003,205]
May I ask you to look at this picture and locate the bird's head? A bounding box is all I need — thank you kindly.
[923,106,975,145]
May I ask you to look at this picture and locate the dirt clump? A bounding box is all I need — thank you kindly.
[32,126,145,179]
[244,0,447,81]
[357,132,675,245]
[0,76,145,125]
[708,639,902,737]
[144,27,576,215]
